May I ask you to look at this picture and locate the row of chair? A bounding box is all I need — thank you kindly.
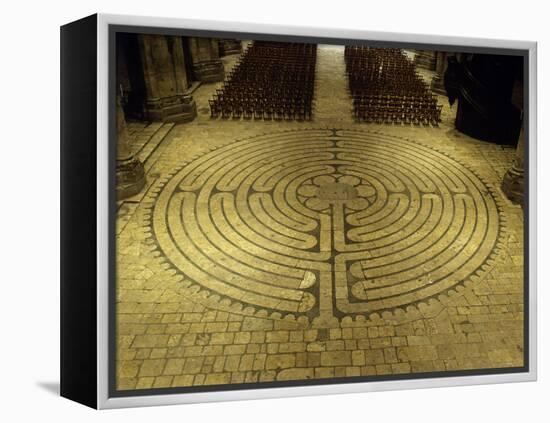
[209,41,316,121]
[345,46,442,125]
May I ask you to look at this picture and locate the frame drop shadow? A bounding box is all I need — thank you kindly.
[36,381,60,396]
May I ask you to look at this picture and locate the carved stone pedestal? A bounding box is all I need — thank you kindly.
[192,60,225,83]
[219,39,242,56]
[116,157,146,200]
[138,34,197,123]
[145,94,197,123]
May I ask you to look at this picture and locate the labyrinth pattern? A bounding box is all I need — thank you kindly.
[149,129,503,325]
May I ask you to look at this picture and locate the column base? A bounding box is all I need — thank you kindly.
[193,60,225,83]
[431,75,446,95]
[116,157,146,200]
[501,165,524,205]
[145,94,197,123]
[414,51,437,71]
[219,39,242,56]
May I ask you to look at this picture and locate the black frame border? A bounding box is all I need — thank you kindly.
[60,14,99,409]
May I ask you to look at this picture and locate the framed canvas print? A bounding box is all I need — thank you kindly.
[60,13,537,409]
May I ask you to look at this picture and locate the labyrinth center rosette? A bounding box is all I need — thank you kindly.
[150,129,502,321]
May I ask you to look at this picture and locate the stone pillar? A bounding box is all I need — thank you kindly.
[116,96,146,200]
[138,34,197,123]
[188,37,225,82]
[431,52,448,95]
[502,125,525,205]
[414,49,437,71]
[218,39,242,56]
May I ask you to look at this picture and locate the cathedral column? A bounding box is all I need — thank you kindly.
[116,96,146,200]
[501,124,525,205]
[430,52,449,95]
[188,37,225,82]
[218,39,242,56]
[138,34,197,123]
[414,49,437,70]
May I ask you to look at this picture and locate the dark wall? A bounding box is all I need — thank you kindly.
[116,33,147,120]
[445,53,523,145]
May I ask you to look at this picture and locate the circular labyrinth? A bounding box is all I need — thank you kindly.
[149,128,503,323]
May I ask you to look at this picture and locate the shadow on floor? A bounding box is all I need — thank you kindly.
[36,381,60,396]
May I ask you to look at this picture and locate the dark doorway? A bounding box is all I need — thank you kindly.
[182,37,196,86]
[116,33,147,120]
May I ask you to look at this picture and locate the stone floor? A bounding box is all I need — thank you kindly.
[115,45,524,391]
